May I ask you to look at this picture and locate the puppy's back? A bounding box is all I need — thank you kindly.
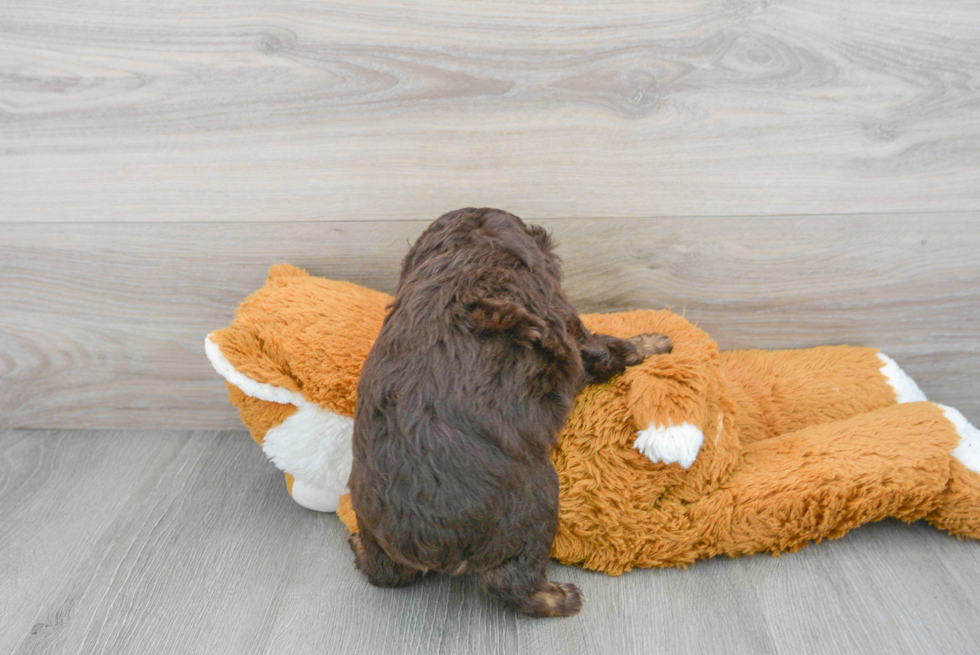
[350,208,583,572]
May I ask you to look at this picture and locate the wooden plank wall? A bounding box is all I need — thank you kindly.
[1,0,978,429]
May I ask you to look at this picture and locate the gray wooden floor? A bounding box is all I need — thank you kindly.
[3,428,979,655]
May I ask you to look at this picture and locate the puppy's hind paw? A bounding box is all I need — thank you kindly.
[348,533,423,588]
[527,582,584,618]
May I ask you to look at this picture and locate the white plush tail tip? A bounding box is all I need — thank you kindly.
[938,404,980,475]
[877,353,927,403]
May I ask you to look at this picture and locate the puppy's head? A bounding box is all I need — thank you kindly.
[398,208,559,290]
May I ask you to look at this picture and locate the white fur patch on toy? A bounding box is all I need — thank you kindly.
[938,404,980,475]
[634,422,704,469]
[290,478,345,513]
[876,353,927,403]
[205,335,354,508]
[262,402,354,500]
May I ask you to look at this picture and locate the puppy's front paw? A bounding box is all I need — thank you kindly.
[626,333,673,364]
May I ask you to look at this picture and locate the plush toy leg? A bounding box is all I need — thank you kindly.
[926,405,980,539]
[336,494,359,533]
[720,346,921,445]
[708,402,966,558]
[283,472,342,512]
[927,459,980,540]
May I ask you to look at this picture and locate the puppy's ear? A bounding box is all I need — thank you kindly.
[462,297,567,354]
[521,223,565,282]
[522,223,553,252]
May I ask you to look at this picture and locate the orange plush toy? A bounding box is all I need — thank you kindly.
[206,264,980,574]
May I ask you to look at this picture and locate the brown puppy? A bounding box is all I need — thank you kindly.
[348,208,669,617]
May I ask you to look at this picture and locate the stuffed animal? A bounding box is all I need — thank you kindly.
[206,264,980,574]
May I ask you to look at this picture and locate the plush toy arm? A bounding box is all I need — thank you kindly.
[577,309,719,470]
[626,357,712,469]
[633,422,704,469]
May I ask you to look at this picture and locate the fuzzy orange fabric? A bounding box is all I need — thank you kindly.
[228,386,297,445]
[210,264,390,417]
[209,265,980,575]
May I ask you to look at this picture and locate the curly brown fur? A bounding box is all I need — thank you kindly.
[348,207,664,617]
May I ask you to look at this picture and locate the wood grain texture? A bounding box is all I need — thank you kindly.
[0,430,174,655]
[3,429,980,655]
[1,0,979,222]
[750,523,980,653]
[2,215,977,430]
[6,430,315,655]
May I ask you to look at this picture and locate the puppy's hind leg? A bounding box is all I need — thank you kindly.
[349,528,425,588]
[480,554,583,618]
